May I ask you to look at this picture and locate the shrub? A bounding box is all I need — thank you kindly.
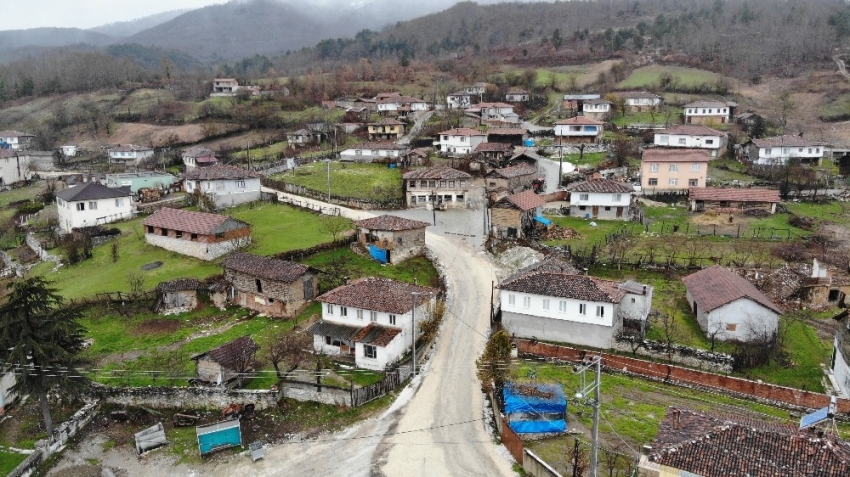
[16,201,44,215]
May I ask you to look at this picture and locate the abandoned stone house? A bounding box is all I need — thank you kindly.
[800,259,850,307]
[474,142,514,162]
[484,163,538,194]
[222,252,317,318]
[688,187,781,214]
[142,207,251,261]
[353,215,429,264]
[192,336,259,387]
[155,278,200,314]
[490,190,548,239]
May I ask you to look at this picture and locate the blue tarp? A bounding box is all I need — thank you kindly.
[533,216,552,226]
[368,244,388,264]
[503,382,567,434]
[509,419,567,433]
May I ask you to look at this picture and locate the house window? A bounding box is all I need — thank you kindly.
[689,179,698,186]
[604,206,611,211]
[596,306,605,318]
[255,279,262,293]
[389,314,396,325]
[677,138,686,145]
[340,306,348,316]
[691,164,701,172]
[705,140,714,145]
[542,299,550,310]
[420,180,427,187]
[669,178,678,186]
[765,148,772,155]
[371,150,378,156]
[190,233,198,241]
[649,164,659,172]
[579,193,589,201]
[160,228,168,236]
[726,323,737,332]
[456,194,464,202]
[460,180,467,188]
[88,201,98,210]
[357,309,364,320]
[579,206,586,211]
[508,294,515,305]
[355,150,362,155]
[613,194,622,202]
[579,303,587,315]
[409,180,416,188]
[523,296,531,308]
[147,225,154,233]
[175,231,183,238]
[559,301,567,312]
[325,336,332,345]
[236,180,245,188]
[448,181,455,188]
[440,181,446,188]
[816,148,820,154]
[327,304,333,314]
[430,180,436,188]
[460,136,467,142]
[648,178,658,186]
[115,199,123,207]
[658,135,669,144]
[808,148,813,154]
[669,164,678,172]
[363,345,377,359]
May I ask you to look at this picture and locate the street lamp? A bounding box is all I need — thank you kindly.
[574,355,602,477]
[325,159,332,200]
[410,291,434,375]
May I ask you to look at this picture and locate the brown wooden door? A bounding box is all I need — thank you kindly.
[592,206,599,217]
[616,207,623,218]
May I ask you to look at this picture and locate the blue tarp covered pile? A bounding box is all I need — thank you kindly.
[533,216,552,226]
[368,244,388,264]
[503,382,567,433]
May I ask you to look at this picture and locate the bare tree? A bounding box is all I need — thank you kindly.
[706,321,726,352]
[320,214,351,242]
[268,331,312,399]
[126,272,144,298]
[773,90,797,134]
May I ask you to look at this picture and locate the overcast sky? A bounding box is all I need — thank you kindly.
[8,0,225,30]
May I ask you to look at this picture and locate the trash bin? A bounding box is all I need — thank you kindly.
[249,441,264,461]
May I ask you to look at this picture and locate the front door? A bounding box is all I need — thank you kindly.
[592,206,599,217]
[616,207,623,218]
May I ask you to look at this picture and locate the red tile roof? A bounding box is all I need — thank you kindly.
[368,118,404,126]
[348,141,408,151]
[402,167,472,180]
[353,322,402,347]
[488,128,527,136]
[193,336,258,370]
[498,271,626,303]
[143,207,249,235]
[223,252,310,283]
[477,102,514,108]
[475,142,513,153]
[317,277,438,314]
[752,135,826,148]
[487,163,538,179]
[681,265,782,314]
[111,144,152,152]
[688,187,780,203]
[438,127,487,136]
[504,190,547,211]
[183,164,261,181]
[555,116,605,126]
[642,148,712,163]
[353,215,430,231]
[617,91,661,100]
[565,179,634,193]
[659,125,725,137]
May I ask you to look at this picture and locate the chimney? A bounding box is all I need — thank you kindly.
[672,408,681,428]
[641,445,653,456]
[642,285,647,295]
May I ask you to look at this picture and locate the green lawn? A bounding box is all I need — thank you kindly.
[610,108,680,127]
[273,162,403,200]
[233,140,289,161]
[116,88,177,115]
[617,65,726,89]
[708,158,758,184]
[302,249,441,291]
[563,152,609,169]
[0,183,44,209]
[818,93,850,121]
[542,215,644,247]
[0,451,27,475]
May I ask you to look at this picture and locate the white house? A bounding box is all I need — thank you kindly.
[465,82,489,95]
[60,145,78,157]
[505,89,530,102]
[309,277,438,371]
[565,179,634,220]
[182,146,218,171]
[211,78,239,96]
[55,182,134,233]
[618,91,663,112]
[447,90,474,109]
[682,265,782,343]
[108,144,154,166]
[183,164,262,207]
[0,150,30,187]
[434,128,487,156]
[0,130,35,150]
[746,136,827,166]
[554,116,604,144]
[832,310,850,399]
[377,95,428,114]
[582,99,612,120]
[286,129,319,145]
[497,258,653,349]
[339,141,408,162]
[472,102,520,123]
[683,100,735,125]
[0,370,16,415]
[654,125,728,157]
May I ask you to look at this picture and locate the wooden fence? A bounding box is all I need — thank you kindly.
[501,415,525,464]
[351,368,402,407]
[262,177,405,210]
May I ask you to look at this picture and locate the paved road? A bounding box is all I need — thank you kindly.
[398,111,435,145]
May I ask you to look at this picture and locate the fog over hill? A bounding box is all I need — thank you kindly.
[88,9,190,38]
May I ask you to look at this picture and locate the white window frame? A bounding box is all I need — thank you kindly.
[356,309,363,320]
[76,202,85,211]
[370,311,377,322]
[508,294,515,305]
[340,306,348,317]
[649,163,659,172]
[613,193,622,202]
[523,296,531,308]
[669,178,679,186]
[326,304,333,314]
[669,164,678,172]
[559,300,567,313]
[579,303,587,315]
[363,344,377,359]
[542,299,550,310]
[691,163,701,172]
[596,305,605,318]
[579,193,589,201]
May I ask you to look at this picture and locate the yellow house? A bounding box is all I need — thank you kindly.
[368,118,405,141]
[640,149,711,193]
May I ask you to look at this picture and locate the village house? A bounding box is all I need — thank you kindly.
[565,179,634,220]
[434,127,487,156]
[653,125,728,157]
[183,164,262,207]
[688,187,781,214]
[505,89,530,102]
[339,141,408,162]
[192,336,259,387]
[638,408,850,477]
[618,91,663,112]
[465,82,489,95]
[745,135,827,165]
[497,260,653,349]
[182,146,218,171]
[377,94,428,115]
[222,252,317,318]
[446,90,474,109]
[0,130,35,150]
[472,102,520,124]
[802,259,850,309]
[474,142,513,162]
[105,171,176,194]
[155,278,200,314]
[402,167,472,209]
[60,145,78,157]
[683,99,736,125]
[833,310,850,398]
[286,128,320,145]
[554,116,604,144]
[55,182,133,233]
[309,277,438,371]
[108,144,154,166]
[211,78,240,95]
[581,98,612,120]
[0,150,30,187]
[484,163,539,194]
[562,94,601,115]
[487,127,527,147]
[367,118,405,141]
[353,215,429,264]
[143,207,251,260]
[682,265,782,343]
[640,148,711,192]
[490,189,547,239]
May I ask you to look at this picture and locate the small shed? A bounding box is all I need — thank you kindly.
[503,383,567,434]
[155,278,200,314]
[490,190,547,239]
[197,420,242,455]
[192,336,259,387]
[353,215,429,264]
[484,163,538,194]
[688,187,781,214]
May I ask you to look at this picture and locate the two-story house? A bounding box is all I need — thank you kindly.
[640,149,711,192]
[183,164,262,207]
[554,117,604,144]
[497,265,653,349]
[108,144,154,166]
[505,89,530,102]
[473,102,520,123]
[562,94,601,115]
[309,277,438,370]
[286,129,320,145]
[211,78,239,96]
[222,252,317,318]
[367,119,405,141]
[653,125,728,157]
[402,167,472,209]
[105,171,176,194]
[565,179,634,220]
[434,128,487,156]
[582,99,612,120]
[484,163,538,194]
[618,91,663,112]
[745,135,827,165]
[55,182,133,233]
[0,130,35,150]
[683,100,735,125]
[0,150,30,187]
[182,146,218,171]
[377,94,428,115]
[446,90,474,109]
[487,128,528,147]
[339,141,408,162]
[490,190,548,239]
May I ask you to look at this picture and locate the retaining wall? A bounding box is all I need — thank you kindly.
[281,380,352,407]
[90,386,279,410]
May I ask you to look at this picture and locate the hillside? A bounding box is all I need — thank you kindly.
[88,9,189,38]
[0,28,112,62]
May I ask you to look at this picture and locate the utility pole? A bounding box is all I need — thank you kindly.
[326,160,331,201]
[574,355,601,477]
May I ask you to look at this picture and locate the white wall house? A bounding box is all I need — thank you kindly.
[108,145,154,165]
[182,146,218,171]
[554,117,604,144]
[309,277,438,371]
[60,145,78,157]
[0,150,30,187]
[746,136,827,165]
[339,141,408,162]
[55,182,134,233]
[498,262,653,349]
[377,95,428,113]
[447,91,473,109]
[0,130,35,150]
[682,266,782,343]
[505,89,530,102]
[565,179,634,220]
[654,125,728,157]
[434,128,487,156]
[833,312,850,399]
[183,164,262,208]
[619,92,663,112]
[475,102,520,123]
[683,100,735,125]
[582,99,611,120]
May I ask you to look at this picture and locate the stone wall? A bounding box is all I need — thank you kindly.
[611,337,734,373]
[91,385,279,410]
[25,233,61,265]
[145,233,247,261]
[225,270,315,317]
[280,380,352,407]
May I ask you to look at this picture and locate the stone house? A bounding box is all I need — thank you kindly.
[286,129,320,145]
[222,252,317,318]
[565,179,634,220]
[402,167,472,209]
[617,91,663,112]
[745,135,827,166]
[474,142,513,162]
[487,128,527,147]
[143,207,251,261]
[192,336,259,387]
[183,164,262,207]
[0,130,35,150]
[682,266,782,343]
[367,118,405,141]
[446,90,474,109]
[484,163,538,194]
[800,259,850,309]
[0,149,30,187]
[490,190,547,239]
[505,89,530,102]
[155,278,200,314]
[688,187,780,214]
[353,215,429,264]
[108,144,154,166]
[640,148,712,192]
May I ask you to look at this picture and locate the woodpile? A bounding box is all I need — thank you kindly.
[539,225,580,240]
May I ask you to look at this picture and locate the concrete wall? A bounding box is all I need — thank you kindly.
[694,297,779,342]
[640,161,706,191]
[654,134,725,157]
[501,290,616,327]
[502,311,616,349]
[0,154,29,186]
[0,370,17,414]
[524,449,564,477]
[91,385,280,410]
[354,334,406,371]
[570,204,630,220]
[280,380,351,406]
[185,177,262,208]
[145,233,248,261]
[832,336,850,399]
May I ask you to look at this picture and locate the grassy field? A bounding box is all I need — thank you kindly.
[707,158,758,184]
[0,452,27,475]
[302,249,442,291]
[563,152,610,169]
[233,140,289,161]
[273,162,403,200]
[817,93,850,121]
[617,65,726,89]
[115,88,177,115]
[610,108,681,127]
